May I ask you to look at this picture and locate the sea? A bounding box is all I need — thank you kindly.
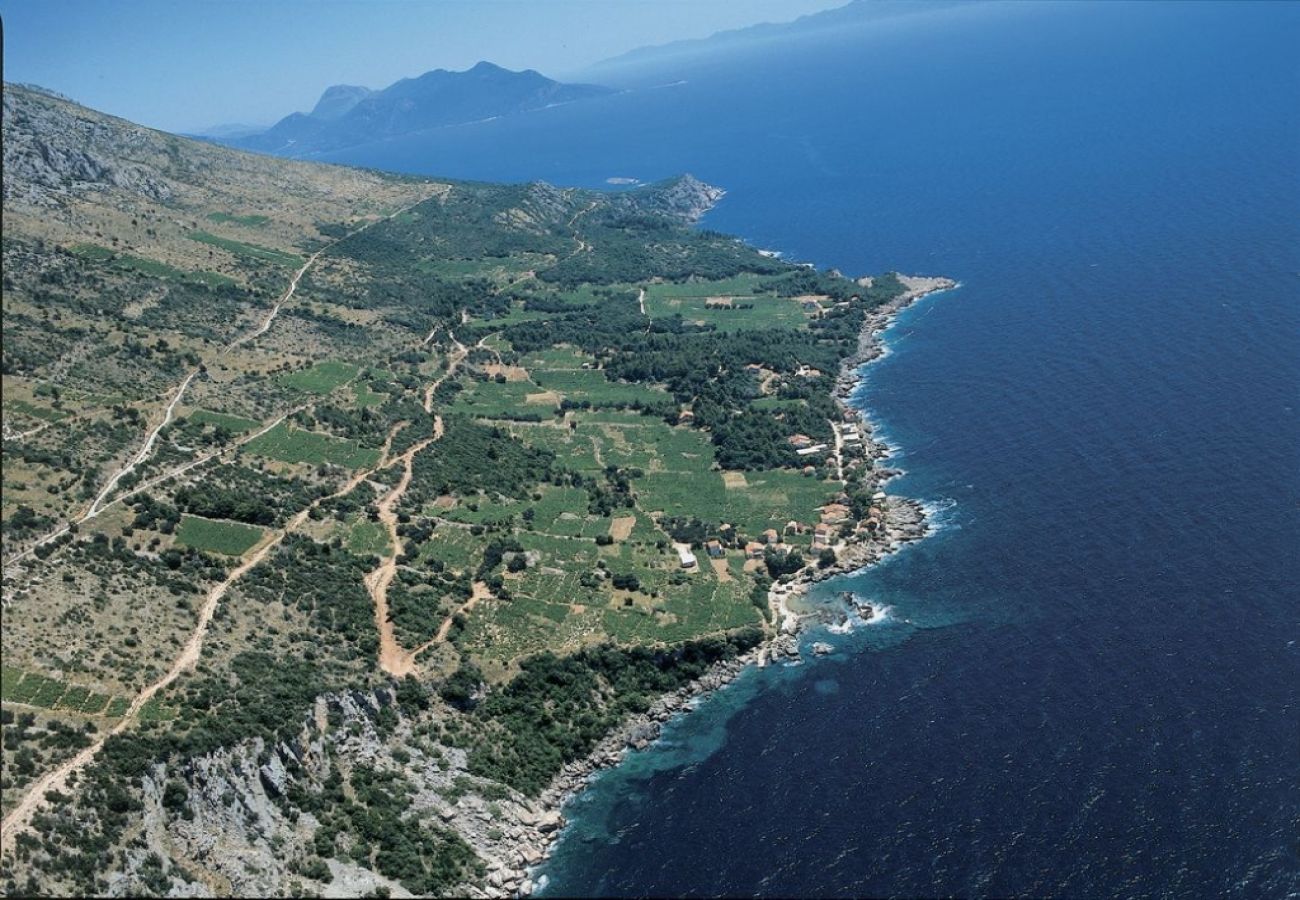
[325,1,1300,894]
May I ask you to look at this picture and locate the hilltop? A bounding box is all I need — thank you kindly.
[1,84,926,897]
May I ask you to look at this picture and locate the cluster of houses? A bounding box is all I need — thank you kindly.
[789,433,829,458]
[678,493,886,569]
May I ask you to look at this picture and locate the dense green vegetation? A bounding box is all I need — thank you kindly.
[466,628,763,795]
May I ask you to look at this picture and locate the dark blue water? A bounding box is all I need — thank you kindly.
[334,2,1300,894]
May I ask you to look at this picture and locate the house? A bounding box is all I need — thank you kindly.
[784,520,805,535]
[813,523,834,548]
[763,528,780,544]
[705,539,724,558]
[678,409,695,423]
[745,541,766,559]
[788,434,813,449]
[675,545,698,569]
[795,444,828,456]
[802,465,817,476]
[820,503,851,524]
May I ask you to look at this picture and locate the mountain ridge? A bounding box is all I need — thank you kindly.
[229,61,612,158]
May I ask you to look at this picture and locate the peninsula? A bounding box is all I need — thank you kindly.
[1,83,950,897]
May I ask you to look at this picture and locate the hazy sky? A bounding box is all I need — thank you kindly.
[2,0,846,133]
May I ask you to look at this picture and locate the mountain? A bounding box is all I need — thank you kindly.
[576,0,967,84]
[308,84,374,121]
[230,61,612,158]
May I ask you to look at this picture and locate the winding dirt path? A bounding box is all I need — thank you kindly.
[422,579,493,652]
[0,421,411,851]
[5,193,441,569]
[87,369,198,518]
[364,440,430,678]
[362,336,470,676]
[2,407,301,572]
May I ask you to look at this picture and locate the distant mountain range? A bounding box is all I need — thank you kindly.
[218,61,612,158]
[576,0,966,84]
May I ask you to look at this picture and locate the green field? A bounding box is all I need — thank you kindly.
[347,519,393,557]
[529,368,671,407]
[450,379,552,418]
[207,211,270,227]
[5,398,69,423]
[1,667,126,715]
[175,514,265,555]
[645,288,808,332]
[69,243,234,287]
[188,409,260,432]
[187,230,303,267]
[280,361,358,394]
[352,381,387,408]
[245,422,380,469]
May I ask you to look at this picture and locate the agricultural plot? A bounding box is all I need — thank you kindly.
[439,495,526,527]
[244,422,380,469]
[601,577,760,645]
[529,368,671,407]
[187,408,260,432]
[528,486,612,539]
[347,519,393,558]
[207,212,270,227]
[352,381,387,408]
[1,667,126,716]
[175,514,265,556]
[69,243,235,287]
[458,594,605,663]
[415,525,483,574]
[517,347,596,369]
[644,275,808,332]
[5,399,69,423]
[279,360,358,394]
[450,380,551,418]
[187,230,303,267]
[504,423,601,470]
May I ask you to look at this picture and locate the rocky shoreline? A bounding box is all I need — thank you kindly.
[769,273,959,628]
[491,274,957,897]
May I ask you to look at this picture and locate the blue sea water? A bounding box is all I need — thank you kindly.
[334,2,1300,894]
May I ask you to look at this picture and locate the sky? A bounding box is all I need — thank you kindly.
[1,0,846,133]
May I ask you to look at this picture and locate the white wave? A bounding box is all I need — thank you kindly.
[919,497,960,533]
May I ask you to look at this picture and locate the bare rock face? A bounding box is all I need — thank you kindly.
[615,173,725,223]
[3,87,173,207]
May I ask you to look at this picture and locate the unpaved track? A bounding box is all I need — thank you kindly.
[2,407,301,572]
[87,369,198,518]
[4,192,440,568]
[408,578,494,664]
[363,336,469,676]
[363,440,431,678]
[0,423,407,853]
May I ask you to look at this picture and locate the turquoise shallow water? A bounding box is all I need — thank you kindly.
[324,2,1300,894]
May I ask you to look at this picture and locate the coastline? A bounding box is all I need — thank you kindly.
[483,273,958,898]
